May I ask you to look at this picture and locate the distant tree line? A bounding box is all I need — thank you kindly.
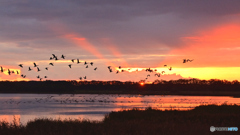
[0,78,240,93]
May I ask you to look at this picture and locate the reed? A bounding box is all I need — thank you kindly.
[1,104,240,135]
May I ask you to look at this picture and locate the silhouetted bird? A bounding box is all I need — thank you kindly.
[71,59,75,63]
[61,54,65,59]
[84,61,87,65]
[45,67,48,70]
[154,69,157,71]
[116,71,119,74]
[11,71,14,73]
[21,74,26,78]
[28,67,32,71]
[183,59,187,63]
[108,66,111,69]
[18,64,23,68]
[37,75,40,78]
[169,67,172,71]
[55,57,58,60]
[8,69,11,75]
[44,76,47,78]
[147,75,150,77]
[37,67,40,72]
[52,54,57,59]
[49,63,54,66]
[187,59,194,62]
[68,64,72,68]
[50,57,53,60]
[121,70,124,72]
[94,67,97,70]
[86,65,88,68]
[164,65,167,67]
[90,62,93,66]
[77,59,80,64]
[161,71,165,74]
[155,73,160,77]
[119,66,121,69]
[0,66,3,72]
[79,77,82,80]
[33,62,38,67]
[109,69,112,72]
[40,78,42,81]
[83,76,86,79]
[16,71,19,74]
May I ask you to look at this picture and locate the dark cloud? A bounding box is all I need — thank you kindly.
[0,0,240,56]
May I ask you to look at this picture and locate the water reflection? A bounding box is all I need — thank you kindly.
[0,94,240,125]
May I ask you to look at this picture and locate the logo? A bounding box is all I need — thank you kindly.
[210,126,238,132]
[210,126,215,132]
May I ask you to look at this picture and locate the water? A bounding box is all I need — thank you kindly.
[0,94,240,125]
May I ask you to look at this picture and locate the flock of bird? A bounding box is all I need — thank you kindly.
[0,94,228,108]
[0,54,193,81]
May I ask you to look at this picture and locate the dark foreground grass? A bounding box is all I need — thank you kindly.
[1,104,240,135]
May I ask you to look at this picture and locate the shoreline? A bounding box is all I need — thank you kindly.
[1,90,240,97]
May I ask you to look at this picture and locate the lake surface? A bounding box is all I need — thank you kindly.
[0,94,240,125]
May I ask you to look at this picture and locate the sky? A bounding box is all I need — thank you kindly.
[1,0,240,82]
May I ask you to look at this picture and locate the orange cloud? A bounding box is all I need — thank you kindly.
[100,38,129,67]
[160,24,240,68]
[65,34,104,59]
[158,23,240,81]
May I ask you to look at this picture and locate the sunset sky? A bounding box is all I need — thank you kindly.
[1,0,240,82]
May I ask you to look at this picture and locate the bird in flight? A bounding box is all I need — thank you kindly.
[18,64,23,68]
[0,66,3,72]
[37,75,40,78]
[49,63,54,66]
[77,59,81,64]
[7,69,11,75]
[187,59,194,62]
[119,66,121,69]
[147,74,150,77]
[61,54,65,59]
[94,67,97,70]
[155,73,160,77]
[108,66,111,69]
[169,67,172,71]
[86,65,88,68]
[33,62,38,67]
[16,71,19,74]
[68,64,72,68]
[21,74,26,78]
[50,57,53,60]
[84,61,88,65]
[37,67,40,72]
[183,59,187,63]
[164,65,167,67]
[90,62,93,66]
[116,71,119,74]
[79,77,82,80]
[45,67,48,70]
[161,71,165,74]
[52,54,57,59]
[83,76,86,79]
[28,67,32,71]
[44,76,47,78]
[71,59,75,63]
